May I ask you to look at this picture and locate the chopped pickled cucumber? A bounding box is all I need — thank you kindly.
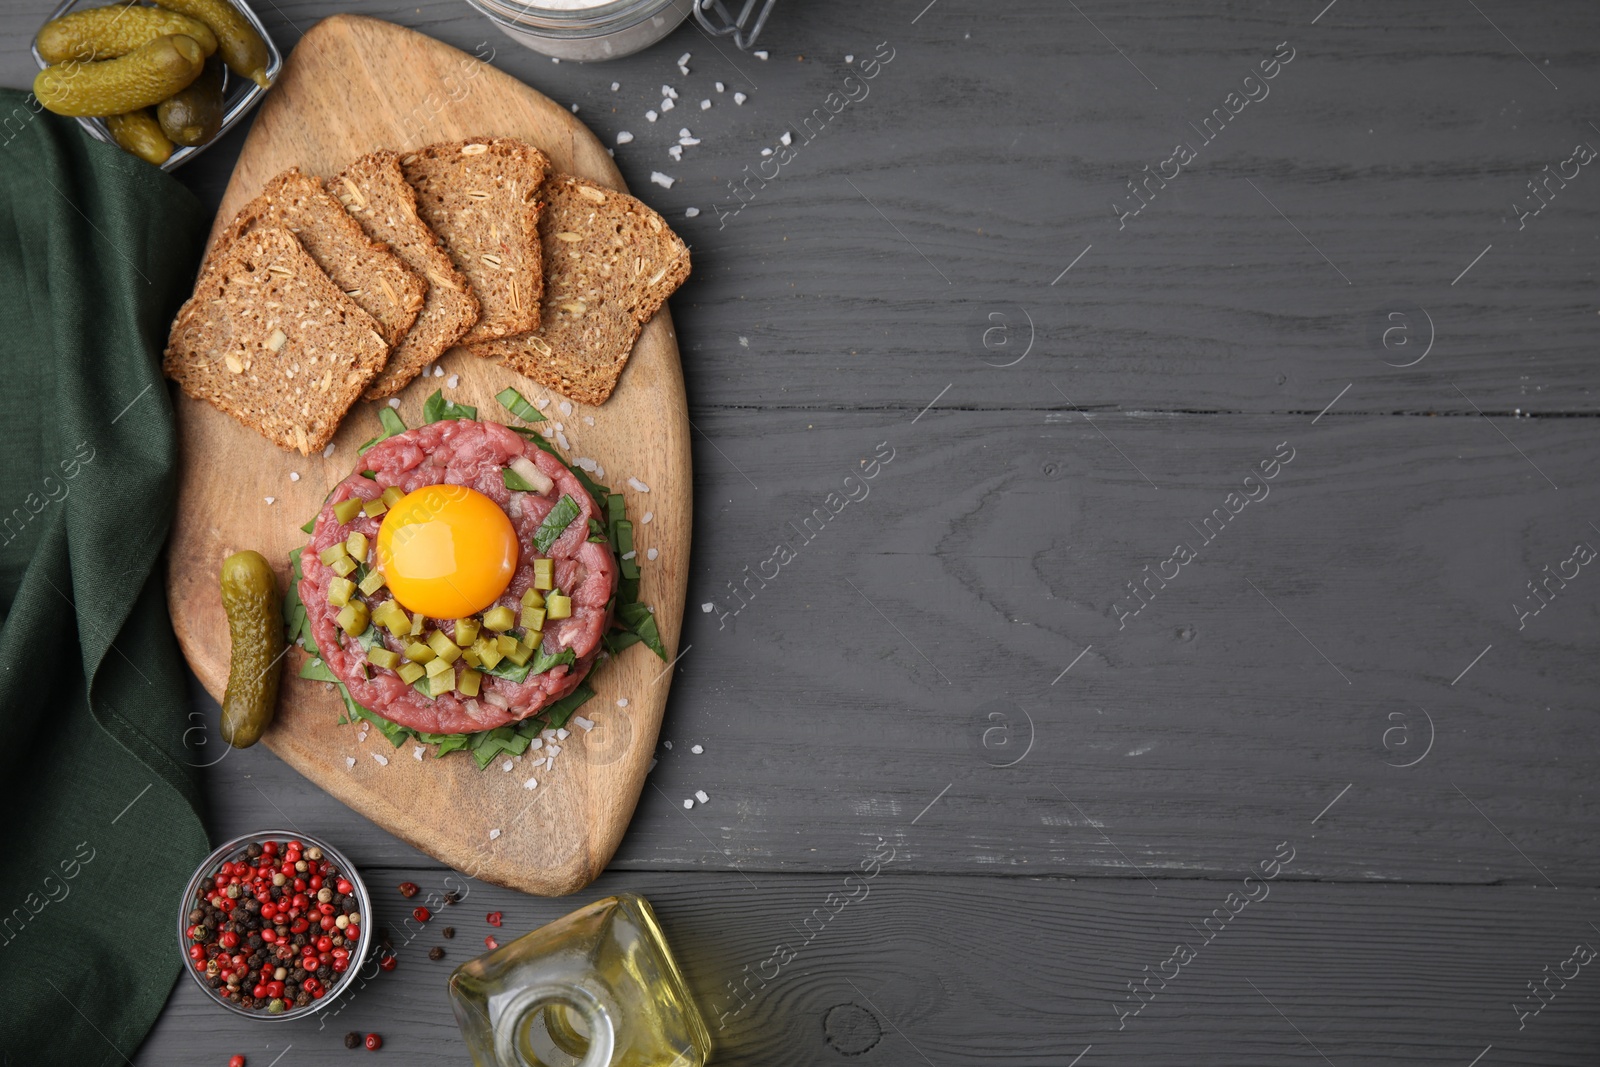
[409,611,426,636]
[34,33,205,117]
[363,497,388,519]
[533,559,554,590]
[460,647,482,669]
[429,670,455,696]
[455,618,480,646]
[367,646,401,671]
[396,661,425,685]
[156,55,222,145]
[523,628,542,648]
[424,656,452,678]
[403,641,435,664]
[381,486,405,508]
[474,638,504,670]
[326,576,355,608]
[319,542,350,566]
[37,4,219,64]
[504,641,534,667]
[546,594,572,620]
[483,606,515,632]
[458,668,482,698]
[329,556,356,578]
[219,549,283,749]
[520,605,546,631]
[345,531,369,560]
[336,601,368,636]
[332,498,363,524]
[155,0,272,89]
[374,600,408,637]
[358,570,386,596]
[521,588,545,608]
[106,109,173,165]
[496,635,519,657]
[428,631,461,664]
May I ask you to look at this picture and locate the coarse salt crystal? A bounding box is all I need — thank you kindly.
[617,698,629,707]
[846,54,854,62]
[323,444,337,458]
[413,746,425,760]
[616,131,634,144]
[668,145,683,162]
[389,398,401,408]
[695,790,709,803]
[573,456,597,471]
[290,471,300,481]
[754,49,768,59]
[264,496,276,504]
[701,602,713,612]
[691,744,703,754]
[372,752,389,766]
[448,374,460,388]
[650,758,658,771]
[532,757,547,768]
[524,776,538,790]
[739,336,749,347]
[583,416,595,426]
[650,172,674,189]
[622,550,636,560]
[573,716,595,731]
[529,738,543,750]
[662,84,678,99]
[685,207,700,218]
[663,740,673,750]
[679,65,689,77]
[734,92,747,105]
[760,148,772,157]
[780,131,792,145]
[554,421,564,432]
[559,400,573,416]
[716,81,725,92]
[556,431,571,450]
[489,828,501,840]
[611,81,620,91]
[628,477,651,492]
[556,728,570,740]
[571,103,579,113]
[661,98,675,112]
[434,366,444,377]
[700,99,711,110]
[680,136,700,146]
[678,52,691,65]
[646,110,658,122]
[683,799,694,809]
[502,759,513,772]
[346,756,356,769]
[642,511,654,523]
[547,744,561,757]
[647,548,659,561]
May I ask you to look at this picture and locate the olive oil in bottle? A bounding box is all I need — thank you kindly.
[449,893,712,1067]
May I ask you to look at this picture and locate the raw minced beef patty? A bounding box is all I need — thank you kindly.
[299,419,616,734]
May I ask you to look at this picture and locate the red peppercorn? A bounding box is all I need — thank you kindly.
[189,944,205,961]
[320,915,336,931]
[318,902,336,916]
[331,957,349,973]
[262,841,278,856]
[379,955,397,972]
[398,882,420,898]
[412,907,431,923]
[260,903,276,921]
[309,874,323,890]
[336,878,354,895]
[364,1034,382,1051]
[252,983,267,999]
[220,930,239,949]
[290,918,310,934]
[261,929,277,944]
[316,935,332,953]
[346,925,360,940]
[229,1056,246,1067]
[486,912,502,927]
[485,936,498,950]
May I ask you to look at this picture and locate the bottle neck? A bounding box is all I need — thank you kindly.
[493,984,615,1067]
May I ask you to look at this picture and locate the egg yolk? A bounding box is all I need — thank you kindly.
[375,485,518,619]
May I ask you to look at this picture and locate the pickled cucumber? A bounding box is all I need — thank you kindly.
[154,0,271,89]
[156,57,222,146]
[34,33,205,118]
[219,550,285,749]
[36,4,218,64]
[106,108,173,165]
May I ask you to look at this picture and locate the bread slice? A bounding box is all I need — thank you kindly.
[399,137,547,344]
[329,151,481,398]
[204,166,425,348]
[460,174,690,406]
[164,226,389,455]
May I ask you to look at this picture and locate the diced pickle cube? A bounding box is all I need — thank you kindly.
[454,618,480,646]
[381,486,405,508]
[336,602,369,636]
[428,630,462,664]
[375,601,409,638]
[523,628,542,649]
[367,646,401,671]
[345,531,369,560]
[460,647,482,669]
[473,638,504,670]
[425,656,453,678]
[533,558,554,590]
[546,594,572,620]
[319,542,350,566]
[521,588,545,608]
[496,635,519,657]
[521,606,546,631]
[332,498,363,524]
[403,642,436,664]
[358,569,387,596]
[327,576,355,608]
[504,640,534,667]
[410,611,426,636]
[363,497,388,519]
[397,661,426,685]
[329,556,357,578]
[429,670,455,696]
[458,668,483,698]
[483,606,516,632]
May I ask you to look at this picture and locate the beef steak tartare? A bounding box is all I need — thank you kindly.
[299,419,616,735]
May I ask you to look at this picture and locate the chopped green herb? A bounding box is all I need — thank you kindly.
[300,516,316,534]
[534,494,581,552]
[587,518,608,543]
[422,389,478,424]
[616,601,667,659]
[496,386,547,423]
[482,644,576,683]
[359,470,378,480]
[502,467,541,493]
[542,685,594,731]
[357,407,407,455]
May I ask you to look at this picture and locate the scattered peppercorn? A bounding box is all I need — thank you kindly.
[443,890,460,905]
[412,906,431,923]
[229,1056,246,1067]
[398,881,420,898]
[365,1033,383,1051]
[486,911,502,927]
[428,946,445,960]
[441,926,455,939]
[379,954,397,972]
[485,935,498,950]
[344,1032,361,1049]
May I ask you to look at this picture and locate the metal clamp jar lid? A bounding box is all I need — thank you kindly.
[466,0,695,62]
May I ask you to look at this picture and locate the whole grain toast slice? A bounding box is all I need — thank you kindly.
[329,150,481,398]
[460,174,690,406]
[204,166,426,348]
[164,226,390,456]
[399,137,547,344]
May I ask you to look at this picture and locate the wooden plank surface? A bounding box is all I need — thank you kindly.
[162,16,693,898]
[3,0,1599,1062]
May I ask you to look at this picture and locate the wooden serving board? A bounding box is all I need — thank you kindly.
[166,15,691,897]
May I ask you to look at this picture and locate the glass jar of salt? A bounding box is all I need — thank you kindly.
[463,0,694,61]
[449,893,712,1067]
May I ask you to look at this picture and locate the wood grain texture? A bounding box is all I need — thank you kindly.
[164,15,692,896]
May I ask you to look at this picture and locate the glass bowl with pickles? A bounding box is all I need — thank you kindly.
[30,0,281,171]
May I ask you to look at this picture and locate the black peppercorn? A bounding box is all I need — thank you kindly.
[428,946,445,960]
[444,890,460,905]
[344,1032,361,1049]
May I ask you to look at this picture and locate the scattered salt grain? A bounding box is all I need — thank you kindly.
[413,746,425,761]
[647,548,659,561]
[531,757,547,768]
[290,471,300,482]
[646,110,658,122]
[683,799,694,809]
[691,744,703,754]
[537,395,551,408]
[570,103,579,113]
[661,84,678,100]
[642,511,654,523]
[685,207,700,218]
[616,131,633,144]
[760,148,772,157]
[447,374,460,388]
[489,828,501,840]
[323,443,337,458]
[677,52,691,66]
[649,172,674,189]
[701,602,713,612]
[700,99,711,110]
[434,366,445,377]
[524,777,538,790]
[663,740,672,750]
[650,758,658,771]
[780,131,792,145]
[715,81,725,92]
[264,496,276,505]
[734,92,747,105]
[679,127,691,137]
[680,136,700,146]
[573,715,595,731]
[628,477,651,492]
[678,65,689,77]
[372,752,389,766]
[346,756,356,769]
[611,81,620,91]
[617,698,629,707]
[583,416,595,426]
[529,738,543,750]
[556,728,570,741]
[556,430,571,450]
[502,759,513,772]
[661,98,675,112]
[753,49,768,59]
[559,400,573,416]
[738,336,749,347]
[845,54,854,63]
[389,397,401,408]
[695,790,709,804]
[622,550,636,560]
[546,744,561,757]
[668,145,683,162]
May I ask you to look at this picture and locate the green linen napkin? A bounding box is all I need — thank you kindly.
[0,92,211,1065]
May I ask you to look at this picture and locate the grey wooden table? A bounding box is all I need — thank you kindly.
[7,0,1600,1062]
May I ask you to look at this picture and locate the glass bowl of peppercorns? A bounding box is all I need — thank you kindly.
[178,829,374,1020]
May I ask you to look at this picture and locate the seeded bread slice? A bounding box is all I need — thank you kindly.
[329,151,481,398]
[399,137,548,344]
[164,226,390,456]
[460,175,691,406]
[203,167,426,348]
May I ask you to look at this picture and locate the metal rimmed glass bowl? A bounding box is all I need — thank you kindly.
[30,0,281,172]
[465,0,693,62]
[177,829,373,1021]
